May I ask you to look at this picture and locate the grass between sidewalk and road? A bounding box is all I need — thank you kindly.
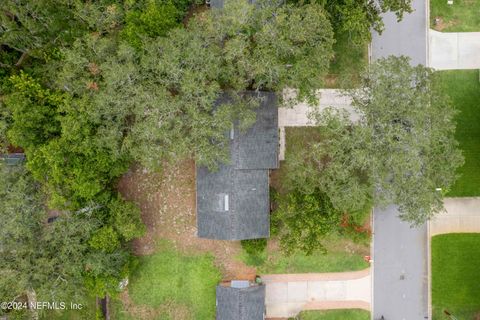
[430,0,480,32]
[295,309,371,320]
[431,233,480,320]
[239,127,370,274]
[436,71,480,196]
[325,31,368,89]
[111,241,221,320]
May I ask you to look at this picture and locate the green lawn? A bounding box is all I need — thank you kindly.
[326,31,368,89]
[431,233,480,319]
[111,243,221,320]
[430,0,480,32]
[296,309,370,320]
[43,298,97,320]
[436,71,480,196]
[240,235,369,274]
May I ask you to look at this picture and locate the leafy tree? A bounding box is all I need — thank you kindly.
[5,72,62,150]
[129,0,334,168]
[0,163,93,308]
[122,0,196,49]
[89,226,121,253]
[0,162,139,309]
[0,0,123,66]
[273,188,341,255]
[241,238,267,255]
[289,0,413,44]
[288,56,464,224]
[108,195,146,241]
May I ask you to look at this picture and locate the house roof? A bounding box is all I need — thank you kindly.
[196,92,278,240]
[209,0,256,9]
[216,285,266,320]
[0,153,26,166]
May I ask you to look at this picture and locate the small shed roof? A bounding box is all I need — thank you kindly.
[216,285,266,320]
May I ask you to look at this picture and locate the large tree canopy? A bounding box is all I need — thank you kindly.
[0,163,141,312]
[290,0,412,44]
[52,0,334,171]
[286,56,464,224]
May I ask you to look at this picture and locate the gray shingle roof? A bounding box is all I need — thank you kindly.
[196,91,278,240]
[0,153,26,166]
[216,285,266,320]
[209,0,256,9]
[233,92,278,170]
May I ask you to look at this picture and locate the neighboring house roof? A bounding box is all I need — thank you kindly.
[216,285,266,320]
[209,0,256,8]
[196,91,278,240]
[0,153,26,166]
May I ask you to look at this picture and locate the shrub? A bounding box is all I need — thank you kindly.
[109,195,146,241]
[89,226,120,253]
[122,0,180,49]
[241,238,267,255]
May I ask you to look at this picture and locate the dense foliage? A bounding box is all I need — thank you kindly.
[273,189,341,255]
[289,0,412,44]
[0,0,427,313]
[0,0,338,308]
[0,163,135,318]
[286,57,463,224]
[241,238,268,255]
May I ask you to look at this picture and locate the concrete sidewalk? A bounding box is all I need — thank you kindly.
[430,197,480,236]
[263,269,371,318]
[429,30,480,70]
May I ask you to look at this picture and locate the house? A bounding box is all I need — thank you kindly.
[196,91,279,240]
[0,153,25,165]
[216,280,266,320]
[208,0,256,8]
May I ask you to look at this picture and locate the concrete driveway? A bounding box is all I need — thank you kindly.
[430,197,480,235]
[371,0,428,66]
[262,270,371,318]
[278,89,360,160]
[429,30,480,70]
[373,206,429,320]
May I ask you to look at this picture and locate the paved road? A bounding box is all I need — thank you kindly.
[262,270,371,318]
[373,206,428,320]
[429,30,480,70]
[371,1,429,319]
[371,0,428,66]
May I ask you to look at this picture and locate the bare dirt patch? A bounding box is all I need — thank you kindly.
[117,159,256,281]
[433,16,460,31]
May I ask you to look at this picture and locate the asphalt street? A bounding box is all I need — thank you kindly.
[371,1,429,319]
[373,206,428,320]
[371,0,428,66]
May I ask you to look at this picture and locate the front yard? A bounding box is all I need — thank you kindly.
[326,31,368,88]
[431,0,480,32]
[239,234,369,274]
[296,309,370,320]
[436,71,480,196]
[240,127,370,274]
[431,233,480,319]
